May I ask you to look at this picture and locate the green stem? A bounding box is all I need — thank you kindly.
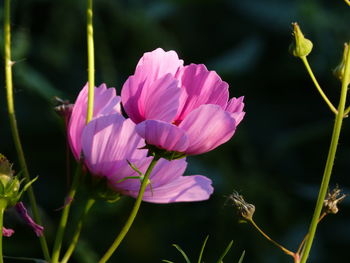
[86,0,95,124]
[3,0,50,261]
[345,0,350,7]
[98,157,160,263]
[60,198,96,263]
[300,43,350,263]
[51,166,82,263]
[301,57,338,115]
[249,219,295,258]
[0,199,7,263]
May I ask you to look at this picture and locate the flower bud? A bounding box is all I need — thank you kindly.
[333,43,349,82]
[289,22,313,58]
[0,154,38,207]
[228,191,255,221]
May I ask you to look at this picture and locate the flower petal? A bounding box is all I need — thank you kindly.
[226,96,245,125]
[179,104,236,155]
[175,64,229,123]
[82,114,147,177]
[122,49,183,123]
[141,175,213,203]
[118,158,213,203]
[141,74,180,122]
[68,83,121,160]
[136,120,189,152]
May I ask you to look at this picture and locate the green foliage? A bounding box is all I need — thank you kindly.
[162,236,243,263]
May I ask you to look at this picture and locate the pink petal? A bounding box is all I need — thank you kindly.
[226,96,245,125]
[108,157,153,191]
[175,64,229,123]
[121,48,183,123]
[15,202,44,237]
[141,175,213,203]
[3,227,15,237]
[136,120,189,152]
[117,158,213,203]
[141,74,180,122]
[82,114,147,177]
[179,104,236,155]
[68,83,121,160]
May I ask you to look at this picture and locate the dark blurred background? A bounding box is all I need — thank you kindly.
[1,0,350,262]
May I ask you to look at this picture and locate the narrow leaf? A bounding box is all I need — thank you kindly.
[238,250,245,263]
[173,244,191,263]
[197,235,209,263]
[216,240,234,263]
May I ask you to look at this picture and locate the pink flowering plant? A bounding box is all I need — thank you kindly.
[1,0,350,263]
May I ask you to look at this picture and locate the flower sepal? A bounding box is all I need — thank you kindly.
[85,174,121,203]
[142,144,187,161]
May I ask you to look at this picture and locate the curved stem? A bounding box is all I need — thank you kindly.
[51,166,82,263]
[3,0,50,261]
[296,212,326,255]
[301,57,338,115]
[61,198,96,263]
[98,157,160,263]
[249,219,295,258]
[86,0,95,124]
[0,200,7,263]
[299,43,350,263]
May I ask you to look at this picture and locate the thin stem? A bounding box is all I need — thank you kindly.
[51,166,82,263]
[249,219,295,258]
[344,106,350,117]
[0,200,7,263]
[86,0,95,124]
[98,157,160,263]
[301,57,338,115]
[296,212,327,255]
[300,43,350,263]
[61,198,96,263]
[3,0,50,260]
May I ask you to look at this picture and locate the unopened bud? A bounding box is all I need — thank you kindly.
[289,22,313,58]
[323,186,346,214]
[0,154,38,207]
[228,191,255,221]
[333,43,349,82]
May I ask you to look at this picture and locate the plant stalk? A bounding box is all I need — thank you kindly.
[3,0,50,260]
[60,198,96,263]
[299,43,350,263]
[98,157,160,263]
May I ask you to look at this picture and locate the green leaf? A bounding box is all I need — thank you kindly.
[172,244,191,263]
[216,240,233,263]
[197,235,209,263]
[238,250,245,263]
[162,260,175,263]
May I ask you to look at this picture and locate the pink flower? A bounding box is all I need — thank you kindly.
[81,113,213,203]
[121,48,245,155]
[68,83,121,160]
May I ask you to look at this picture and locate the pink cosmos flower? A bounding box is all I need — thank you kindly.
[121,48,245,155]
[68,83,121,160]
[81,113,213,203]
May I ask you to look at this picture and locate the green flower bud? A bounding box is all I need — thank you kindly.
[0,154,37,207]
[289,22,313,58]
[333,43,349,82]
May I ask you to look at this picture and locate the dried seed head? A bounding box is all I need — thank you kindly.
[228,191,255,221]
[323,186,346,214]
